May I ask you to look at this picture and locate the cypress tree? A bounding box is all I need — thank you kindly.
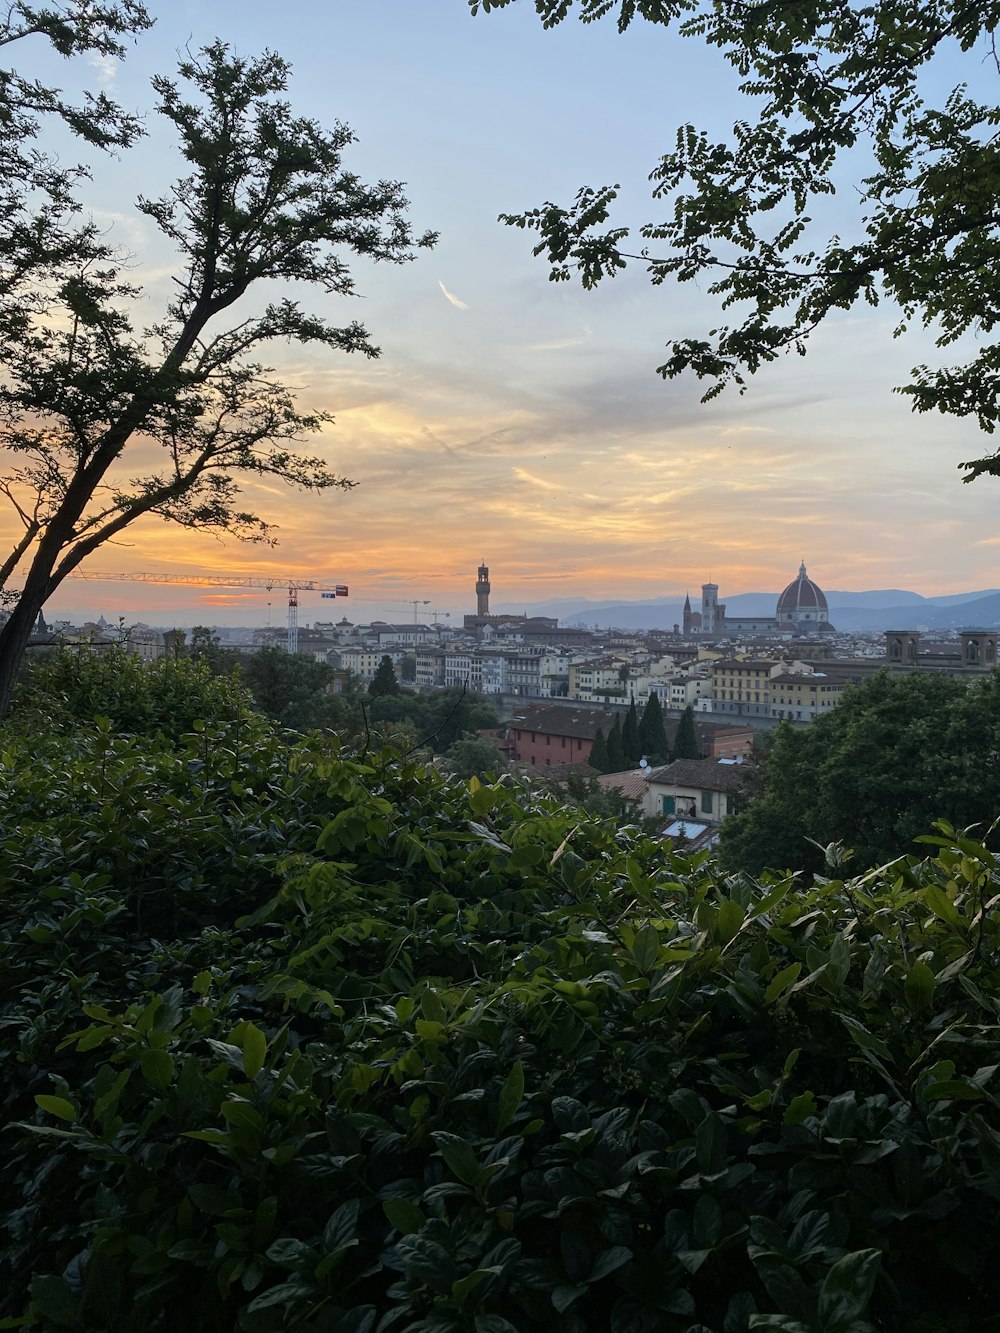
[674,704,699,760]
[606,717,626,771]
[588,727,609,773]
[369,654,400,698]
[622,697,641,764]
[640,692,669,764]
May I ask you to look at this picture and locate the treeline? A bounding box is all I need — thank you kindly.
[183,635,500,758]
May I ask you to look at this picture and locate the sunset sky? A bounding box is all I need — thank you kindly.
[7,0,999,627]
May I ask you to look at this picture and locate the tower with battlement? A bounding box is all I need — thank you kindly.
[476,561,491,616]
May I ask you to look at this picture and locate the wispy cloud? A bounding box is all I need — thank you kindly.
[438,281,468,310]
[87,53,118,87]
[720,424,777,436]
[512,467,560,491]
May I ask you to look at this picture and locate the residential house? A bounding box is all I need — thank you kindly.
[643,758,753,822]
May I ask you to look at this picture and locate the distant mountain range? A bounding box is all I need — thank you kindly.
[496,589,1000,634]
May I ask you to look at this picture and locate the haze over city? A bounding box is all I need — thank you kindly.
[5,0,998,626]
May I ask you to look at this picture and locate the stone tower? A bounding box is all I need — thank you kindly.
[701,583,719,636]
[476,561,491,617]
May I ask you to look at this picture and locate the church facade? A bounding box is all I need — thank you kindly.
[683,562,835,640]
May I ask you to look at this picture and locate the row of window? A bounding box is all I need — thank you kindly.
[661,791,714,815]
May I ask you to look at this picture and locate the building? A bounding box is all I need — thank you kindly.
[769,672,849,720]
[686,562,836,640]
[596,757,756,835]
[884,629,998,674]
[644,758,753,822]
[506,704,615,767]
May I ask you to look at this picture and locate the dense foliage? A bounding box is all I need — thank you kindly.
[4,655,1000,1330]
[719,670,1000,877]
[479,0,1000,479]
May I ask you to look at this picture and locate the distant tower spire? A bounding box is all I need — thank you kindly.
[476,560,491,616]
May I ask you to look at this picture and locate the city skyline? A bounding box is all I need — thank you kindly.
[4,1,999,621]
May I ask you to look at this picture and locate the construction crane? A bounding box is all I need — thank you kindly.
[64,570,348,655]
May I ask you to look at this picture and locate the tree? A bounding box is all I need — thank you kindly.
[639,691,669,764]
[369,655,401,699]
[673,705,699,760]
[588,726,609,773]
[0,40,435,717]
[719,670,1000,875]
[483,0,1000,480]
[441,734,508,780]
[241,645,337,731]
[187,626,238,676]
[622,696,641,765]
[606,716,626,771]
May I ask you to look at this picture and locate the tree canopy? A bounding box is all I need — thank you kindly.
[479,0,1000,480]
[719,669,1000,875]
[0,34,434,716]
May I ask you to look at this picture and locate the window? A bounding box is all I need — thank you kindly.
[701,790,714,814]
[662,795,676,815]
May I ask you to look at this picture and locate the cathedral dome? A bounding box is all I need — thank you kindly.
[778,562,832,623]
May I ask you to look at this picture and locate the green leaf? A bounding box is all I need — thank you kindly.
[552,1285,587,1313]
[221,1101,264,1134]
[716,898,745,944]
[322,1197,359,1253]
[30,1275,78,1327]
[452,1269,491,1304]
[246,1281,314,1312]
[590,1245,632,1281]
[923,884,963,928]
[34,1095,77,1122]
[265,1238,316,1269]
[242,1024,267,1079]
[470,784,497,815]
[904,959,935,1014]
[765,962,802,1003]
[696,1112,725,1173]
[923,1080,985,1102]
[383,1197,425,1235]
[784,1092,817,1126]
[630,922,660,971]
[140,1047,175,1087]
[816,1248,881,1330]
[497,1060,524,1133]
[433,1131,480,1185]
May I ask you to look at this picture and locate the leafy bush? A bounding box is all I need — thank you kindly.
[4,660,1000,1331]
[11,647,257,742]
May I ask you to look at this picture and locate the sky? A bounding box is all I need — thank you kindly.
[5,0,1000,626]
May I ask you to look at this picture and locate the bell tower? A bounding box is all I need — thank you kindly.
[476,561,491,616]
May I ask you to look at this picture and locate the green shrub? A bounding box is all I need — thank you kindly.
[3,663,1000,1330]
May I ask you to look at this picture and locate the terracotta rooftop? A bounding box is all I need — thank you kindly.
[595,769,650,801]
[646,758,755,792]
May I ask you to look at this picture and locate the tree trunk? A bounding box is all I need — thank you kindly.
[0,591,43,718]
